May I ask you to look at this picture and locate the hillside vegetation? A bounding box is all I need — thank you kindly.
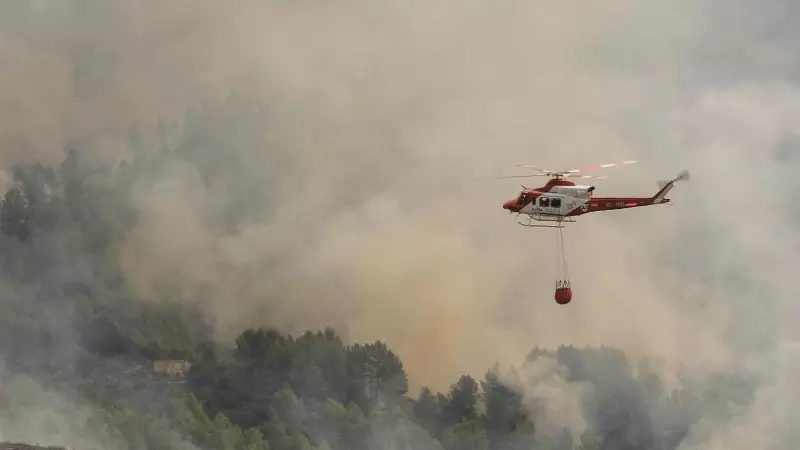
[0,100,757,450]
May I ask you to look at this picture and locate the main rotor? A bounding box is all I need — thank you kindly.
[496,159,639,181]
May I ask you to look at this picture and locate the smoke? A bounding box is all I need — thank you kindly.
[0,360,131,450]
[515,356,589,442]
[2,0,800,447]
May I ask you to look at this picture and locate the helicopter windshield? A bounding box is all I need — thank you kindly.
[517,192,528,204]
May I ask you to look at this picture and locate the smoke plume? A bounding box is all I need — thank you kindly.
[2,0,800,448]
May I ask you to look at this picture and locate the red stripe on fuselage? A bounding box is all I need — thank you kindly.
[567,197,666,216]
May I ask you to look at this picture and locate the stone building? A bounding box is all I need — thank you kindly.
[153,359,191,377]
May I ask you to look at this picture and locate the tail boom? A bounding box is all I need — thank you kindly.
[567,169,688,216]
[568,196,664,216]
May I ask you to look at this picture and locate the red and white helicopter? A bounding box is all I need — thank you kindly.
[500,160,689,228]
[497,159,689,305]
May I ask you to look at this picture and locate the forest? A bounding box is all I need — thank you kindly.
[0,98,759,450]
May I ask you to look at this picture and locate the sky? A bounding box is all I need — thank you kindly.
[2,1,800,448]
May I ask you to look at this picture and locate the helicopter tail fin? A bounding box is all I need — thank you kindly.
[652,170,689,203]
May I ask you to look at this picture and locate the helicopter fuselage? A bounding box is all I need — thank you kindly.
[502,177,674,221]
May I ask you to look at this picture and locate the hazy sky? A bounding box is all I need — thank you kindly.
[2,1,800,447]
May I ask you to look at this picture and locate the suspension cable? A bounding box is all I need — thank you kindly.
[557,226,562,280]
[557,225,570,287]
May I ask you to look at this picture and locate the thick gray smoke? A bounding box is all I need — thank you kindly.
[2,0,800,448]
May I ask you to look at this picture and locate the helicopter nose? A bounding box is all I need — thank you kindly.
[503,200,515,210]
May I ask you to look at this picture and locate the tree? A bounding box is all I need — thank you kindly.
[291,329,348,401]
[441,375,479,428]
[346,341,408,412]
[413,387,442,437]
[481,365,530,450]
[1,188,31,242]
[440,421,489,450]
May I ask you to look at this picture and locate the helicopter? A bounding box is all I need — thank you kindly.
[496,159,688,305]
[496,159,689,305]
[499,160,689,228]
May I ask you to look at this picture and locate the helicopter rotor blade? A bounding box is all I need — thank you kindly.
[495,173,610,180]
[494,174,550,179]
[512,159,638,176]
[493,159,638,180]
[514,163,551,174]
[563,159,639,174]
[564,174,609,179]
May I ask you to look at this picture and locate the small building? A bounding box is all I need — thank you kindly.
[153,360,191,377]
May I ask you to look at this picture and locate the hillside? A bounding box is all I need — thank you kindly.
[0,445,66,450]
[0,101,760,450]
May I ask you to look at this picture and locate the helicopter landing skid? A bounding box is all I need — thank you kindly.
[516,214,575,228]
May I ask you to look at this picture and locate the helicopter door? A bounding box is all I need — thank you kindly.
[549,196,562,214]
[538,195,563,214]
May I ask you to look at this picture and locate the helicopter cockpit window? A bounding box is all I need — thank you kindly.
[538,197,550,208]
[518,193,528,204]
